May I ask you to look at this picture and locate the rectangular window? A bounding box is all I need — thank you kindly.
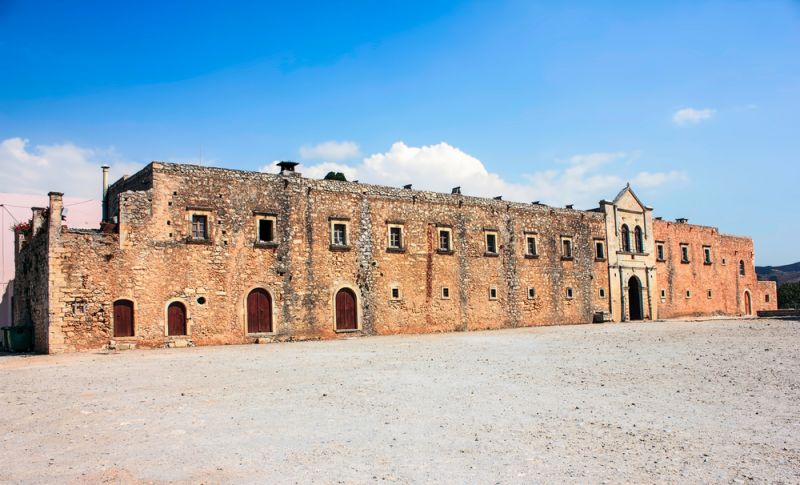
[680,244,690,263]
[526,236,538,257]
[191,214,208,240]
[561,238,573,259]
[332,223,347,246]
[661,289,666,299]
[707,289,712,299]
[489,286,498,300]
[599,288,606,298]
[441,287,450,299]
[765,294,770,303]
[656,243,665,261]
[388,225,403,249]
[703,246,712,264]
[257,218,275,243]
[566,287,574,299]
[438,228,452,252]
[595,241,605,260]
[485,232,498,255]
[391,287,400,300]
[527,287,536,299]
[686,289,691,298]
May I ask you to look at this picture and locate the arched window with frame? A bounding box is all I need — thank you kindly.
[621,224,631,252]
[634,226,644,253]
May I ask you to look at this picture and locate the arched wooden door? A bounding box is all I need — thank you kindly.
[744,291,752,316]
[113,300,134,337]
[247,289,273,333]
[167,302,187,336]
[628,276,643,321]
[335,288,358,330]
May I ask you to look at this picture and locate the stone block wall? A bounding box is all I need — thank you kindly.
[653,219,758,318]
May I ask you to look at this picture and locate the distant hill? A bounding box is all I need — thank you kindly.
[756,261,800,285]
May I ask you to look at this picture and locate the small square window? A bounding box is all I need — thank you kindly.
[388,225,403,249]
[438,228,452,252]
[527,287,536,299]
[441,287,450,299]
[722,258,727,265]
[765,294,770,303]
[599,288,606,298]
[686,290,691,299]
[656,243,665,261]
[391,287,400,300]
[191,214,208,240]
[526,236,538,257]
[489,287,498,300]
[566,287,574,299]
[595,241,605,260]
[485,232,498,255]
[257,217,275,243]
[661,289,666,299]
[707,289,712,299]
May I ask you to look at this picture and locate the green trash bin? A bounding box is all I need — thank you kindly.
[3,326,33,352]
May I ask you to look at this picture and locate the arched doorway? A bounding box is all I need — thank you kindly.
[335,288,358,330]
[167,301,187,336]
[113,300,134,337]
[628,276,643,321]
[247,288,273,333]
[744,291,752,316]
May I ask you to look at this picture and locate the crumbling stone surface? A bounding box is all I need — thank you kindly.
[14,162,772,353]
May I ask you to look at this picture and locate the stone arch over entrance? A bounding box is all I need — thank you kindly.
[334,287,358,331]
[628,276,643,321]
[113,299,135,337]
[744,290,752,316]
[166,301,187,336]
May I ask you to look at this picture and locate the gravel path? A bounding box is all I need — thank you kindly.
[1,318,798,484]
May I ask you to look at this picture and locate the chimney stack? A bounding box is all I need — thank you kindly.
[276,161,299,174]
[451,186,461,195]
[101,165,110,222]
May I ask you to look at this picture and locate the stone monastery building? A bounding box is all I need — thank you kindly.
[14,162,777,353]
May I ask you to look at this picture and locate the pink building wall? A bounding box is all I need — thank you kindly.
[0,193,101,325]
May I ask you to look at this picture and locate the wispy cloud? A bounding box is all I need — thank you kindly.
[299,141,688,208]
[0,137,140,198]
[672,107,715,125]
[299,140,360,161]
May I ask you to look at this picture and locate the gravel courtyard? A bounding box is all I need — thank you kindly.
[1,318,798,484]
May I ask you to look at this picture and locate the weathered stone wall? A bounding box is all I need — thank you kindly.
[756,280,778,312]
[653,219,758,318]
[33,163,610,351]
[12,226,50,352]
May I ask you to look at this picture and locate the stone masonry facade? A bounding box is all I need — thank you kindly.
[13,162,777,353]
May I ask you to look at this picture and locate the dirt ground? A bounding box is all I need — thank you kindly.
[1,318,798,484]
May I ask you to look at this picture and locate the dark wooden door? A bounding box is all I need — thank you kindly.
[335,288,357,330]
[168,302,187,336]
[113,300,134,337]
[247,289,273,333]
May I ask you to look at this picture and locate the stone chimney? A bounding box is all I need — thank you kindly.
[48,192,64,236]
[31,207,46,236]
[276,161,300,176]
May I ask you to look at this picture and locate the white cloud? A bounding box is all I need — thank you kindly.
[299,140,360,161]
[672,107,715,125]
[0,137,140,199]
[299,141,688,209]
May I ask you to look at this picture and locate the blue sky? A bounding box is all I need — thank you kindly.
[0,0,798,264]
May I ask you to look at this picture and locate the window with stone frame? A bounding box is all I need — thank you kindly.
[621,224,631,252]
[254,214,277,245]
[190,214,209,240]
[707,289,713,299]
[595,240,606,260]
[680,244,690,263]
[441,287,450,299]
[561,237,574,259]
[390,286,400,300]
[656,242,665,261]
[634,226,644,253]
[566,287,574,299]
[437,227,453,252]
[329,218,350,248]
[484,231,498,255]
[489,286,498,300]
[525,234,538,257]
[739,260,746,276]
[703,246,712,265]
[387,224,403,250]
[527,287,536,299]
